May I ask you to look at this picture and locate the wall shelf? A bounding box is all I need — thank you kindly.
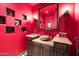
[22,27,26,32]
[0,16,6,24]
[22,14,27,20]
[15,19,21,26]
[6,26,14,34]
[6,8,15,17]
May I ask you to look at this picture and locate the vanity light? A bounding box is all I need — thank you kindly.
[33,18,37,21]
[46,10,48,14]
[62,6,71,16]
[64,10,70,16]
[33,16,37,21]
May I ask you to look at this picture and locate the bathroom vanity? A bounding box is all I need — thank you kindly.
[26,33,72,56]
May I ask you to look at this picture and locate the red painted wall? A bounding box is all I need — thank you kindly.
[32,3,77,55]
[75,4,79,37]
[59,3,77,56]
[0,3,79,56]
[0,3,33,56]
[75,4,79,55]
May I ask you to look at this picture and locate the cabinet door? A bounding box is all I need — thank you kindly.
[41,45,51,56]
[53,42,68,56]
[50,48,54,56]
[32,42,41,56]
[53,48,68,56]
[27,40,33,56]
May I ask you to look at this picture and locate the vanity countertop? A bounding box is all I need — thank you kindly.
[32,38,54,47]
[32,35,72,46]
[52,36,72,45]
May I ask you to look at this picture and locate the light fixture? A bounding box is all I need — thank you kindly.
[33,18,37,21]
[46,10,48,14]
[64,10,70,16]
[33,16,37,21]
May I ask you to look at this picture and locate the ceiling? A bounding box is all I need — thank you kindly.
[29,3,38,6]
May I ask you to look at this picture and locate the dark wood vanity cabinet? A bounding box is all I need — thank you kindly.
[32,42,54,56]
[27,41,69,56]
[27,35,70,56]
[31,43,69,56]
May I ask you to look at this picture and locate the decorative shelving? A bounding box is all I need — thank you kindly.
[6,26,14,34]
[22,14,27,20]
[22,27,26,32]
[15,19,21,26]
[6,8,15,17]
[0,16,6,24]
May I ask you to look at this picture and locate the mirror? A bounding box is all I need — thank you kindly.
[38,3,59,30]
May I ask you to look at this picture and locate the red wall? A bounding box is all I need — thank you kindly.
[75,4,79,55]
[75,4,79,37]
[0,3,33,56]
[0,3,79,56]
[32,3,78,55]
[59,3,77,56]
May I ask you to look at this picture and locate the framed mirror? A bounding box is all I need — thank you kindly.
[38,3,59,31]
